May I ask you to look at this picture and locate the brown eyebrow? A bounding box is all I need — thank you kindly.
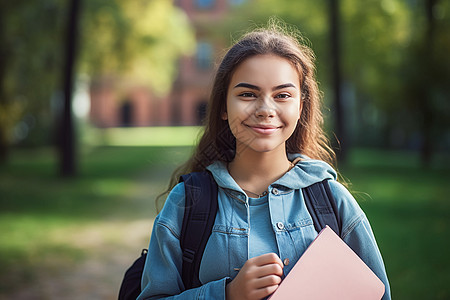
[233,82,297,91]
[273,83,297,91]
[234,83,260,91]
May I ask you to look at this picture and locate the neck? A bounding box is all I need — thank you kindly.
[228,146,292,196]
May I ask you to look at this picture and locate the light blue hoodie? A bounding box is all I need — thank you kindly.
[138,155,391,299]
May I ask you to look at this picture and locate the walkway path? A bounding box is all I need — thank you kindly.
[1,168,161,300]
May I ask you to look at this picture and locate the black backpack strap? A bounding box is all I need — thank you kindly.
[179,171,218,289]
[302,179,341,236]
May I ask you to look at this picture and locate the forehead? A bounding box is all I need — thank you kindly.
[229,54,301,89]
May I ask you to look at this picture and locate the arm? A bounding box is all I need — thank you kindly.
[328,181,392,300]
[137,183,229,300]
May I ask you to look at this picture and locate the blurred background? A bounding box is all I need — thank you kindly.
[0,0,449,299]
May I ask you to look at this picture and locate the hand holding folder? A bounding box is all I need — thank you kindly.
[269,226,385,300]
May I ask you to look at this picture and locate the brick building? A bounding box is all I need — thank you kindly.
[89,0,243,127]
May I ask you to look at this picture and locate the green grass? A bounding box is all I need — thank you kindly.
[341,149,450,300]
[0,145,193,293]
[85,126,203,147]
[0,141,449,299]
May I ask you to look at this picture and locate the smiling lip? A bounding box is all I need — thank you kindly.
[246,124,280,135]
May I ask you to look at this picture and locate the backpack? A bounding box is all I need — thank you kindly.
[118,171,341,300]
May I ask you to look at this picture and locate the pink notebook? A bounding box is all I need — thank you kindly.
[269,226,385,300]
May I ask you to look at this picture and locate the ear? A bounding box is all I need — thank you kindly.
[222,111,228,120]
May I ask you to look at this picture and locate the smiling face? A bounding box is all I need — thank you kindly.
[223,54,303,157]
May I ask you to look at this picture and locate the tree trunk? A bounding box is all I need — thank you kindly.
[329,0,347,162]
[59,0,81,177]
[0,126,8,164]
[420,0,438,167]
[0,5,9,164]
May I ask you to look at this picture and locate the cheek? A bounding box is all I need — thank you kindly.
[227,101,252,122]
[281,104,301,122]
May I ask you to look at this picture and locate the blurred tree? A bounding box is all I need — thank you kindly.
[343,0,449,163]
[326,0,449,161]
[328,0,346,162]
[0,0,66,164]
[227,0,328,78]
[59,0,81,177]
[401,0,450,166]
[0,0,194,167]
[341,0,413,146]
[79,0,195,96]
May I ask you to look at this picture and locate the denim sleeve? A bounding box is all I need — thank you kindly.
[328,181,392,300]
[137,183,229,300]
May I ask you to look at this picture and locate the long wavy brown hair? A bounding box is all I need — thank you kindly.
[160,21,336,205]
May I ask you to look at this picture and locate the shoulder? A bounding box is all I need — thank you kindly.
[326,180,353,201]
[326,180,367,238]
[154,182,186,239]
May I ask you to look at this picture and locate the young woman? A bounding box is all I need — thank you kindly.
[138,23,391,300]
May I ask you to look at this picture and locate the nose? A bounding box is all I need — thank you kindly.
[255,97,276,118]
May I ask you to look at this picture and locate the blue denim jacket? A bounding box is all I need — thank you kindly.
[138,155,391,299]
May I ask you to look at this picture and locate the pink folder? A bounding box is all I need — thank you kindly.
[269,226,385,300]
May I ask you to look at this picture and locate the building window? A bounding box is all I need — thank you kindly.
[196,42,213,70]
[196,0,215,9]
[120,100,133,127]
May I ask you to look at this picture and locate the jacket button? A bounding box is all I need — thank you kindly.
[283,258,290,266]
[272,188,280,195]
[276,222,284,230]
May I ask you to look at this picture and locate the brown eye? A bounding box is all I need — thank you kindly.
[239,92,256,98]
[275,93,291,100]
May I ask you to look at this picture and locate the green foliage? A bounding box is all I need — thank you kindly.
[0,0,67,150]
[227,0,329,81]
[79,0,195,96]
[0,0,195,156]
[341,0,412,107]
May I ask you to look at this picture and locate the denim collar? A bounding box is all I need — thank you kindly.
[206,153,337,197]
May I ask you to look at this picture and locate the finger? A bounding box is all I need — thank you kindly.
[252,253,283,268]
[256,274,282,287]
[252,263,284,278]
[251,284,280,300]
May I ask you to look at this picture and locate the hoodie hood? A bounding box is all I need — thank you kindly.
[206,154,337,194]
